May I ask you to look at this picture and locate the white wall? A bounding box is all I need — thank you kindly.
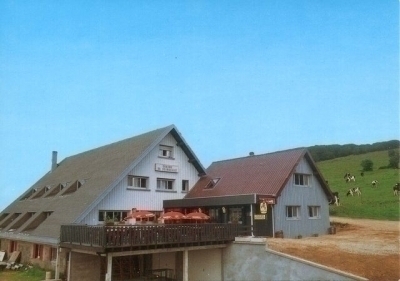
[81,133,201,225]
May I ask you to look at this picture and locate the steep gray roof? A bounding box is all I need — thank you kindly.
[0,125,205,241]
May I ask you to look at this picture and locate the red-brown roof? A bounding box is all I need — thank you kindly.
[185,148,331,199]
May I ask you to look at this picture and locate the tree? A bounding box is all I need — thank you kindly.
[388,150,399,169]
[361,159,374,171]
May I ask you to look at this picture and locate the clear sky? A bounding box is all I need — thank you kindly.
[0,1,398,211]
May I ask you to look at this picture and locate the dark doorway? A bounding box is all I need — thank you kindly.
[253,204,273,237]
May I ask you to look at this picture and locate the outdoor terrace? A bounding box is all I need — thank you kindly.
[60,223,248,253]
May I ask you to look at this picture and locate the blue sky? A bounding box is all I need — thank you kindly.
[0,1,398,211]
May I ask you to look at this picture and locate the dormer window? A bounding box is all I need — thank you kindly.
[45,183,67,198]
[204,178,220,189]
[61,180,86,196]
[159,145,174,158]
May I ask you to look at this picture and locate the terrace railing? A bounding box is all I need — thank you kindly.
[60,223,249,252]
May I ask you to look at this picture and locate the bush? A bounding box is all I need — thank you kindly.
[361,159,374,171]
[388,150,399,169]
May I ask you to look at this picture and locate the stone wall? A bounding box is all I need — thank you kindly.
[0,238,67,276]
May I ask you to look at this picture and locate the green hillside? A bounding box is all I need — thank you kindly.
[316,150,400,220]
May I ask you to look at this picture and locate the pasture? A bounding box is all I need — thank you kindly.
[316,150,400,220]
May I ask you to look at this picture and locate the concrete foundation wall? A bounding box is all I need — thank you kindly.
[69,252,101,281]
[223,242,367,281]
[189,248,222,281]
[152,251,176,272]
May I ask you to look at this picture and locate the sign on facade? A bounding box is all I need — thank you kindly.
[254,214,266,220]
[155,163,179,173]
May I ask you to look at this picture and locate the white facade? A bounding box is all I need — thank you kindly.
[81,133,201,225]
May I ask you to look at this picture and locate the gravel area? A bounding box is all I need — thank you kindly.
[267,217,399,281]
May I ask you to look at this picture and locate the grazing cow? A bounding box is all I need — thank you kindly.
[329,192,340,206]
[360,172,364,177]
[344,173,351,179]
[393,183,400,196]
[346,175,356,182]
[372,180,379,187]
[347,187,361,196]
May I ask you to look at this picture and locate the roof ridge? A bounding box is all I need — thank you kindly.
[63,125,175,160]
[210,147,307,165]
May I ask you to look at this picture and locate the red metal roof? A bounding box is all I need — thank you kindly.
[185,148,329,199]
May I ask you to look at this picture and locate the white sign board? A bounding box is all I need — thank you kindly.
[155,163,179,173]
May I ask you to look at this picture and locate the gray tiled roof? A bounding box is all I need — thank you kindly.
[0,125,205,241]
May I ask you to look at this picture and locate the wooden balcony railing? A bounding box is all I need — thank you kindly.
[60,223,249,252]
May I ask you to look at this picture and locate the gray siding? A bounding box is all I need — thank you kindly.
[274,157,330,238]
[81,133,200,225]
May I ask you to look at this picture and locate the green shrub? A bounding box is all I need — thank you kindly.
[361,159,374,171]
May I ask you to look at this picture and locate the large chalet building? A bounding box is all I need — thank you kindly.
[0,125,337,281]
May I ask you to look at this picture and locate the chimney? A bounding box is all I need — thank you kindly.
[51,151,58,172]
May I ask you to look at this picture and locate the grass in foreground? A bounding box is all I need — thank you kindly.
[316,150,400,220]
[0,266,47,281]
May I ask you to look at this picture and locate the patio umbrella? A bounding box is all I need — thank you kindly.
[185,212,210,220]
[159,211,187,220]
[125,210,155,221]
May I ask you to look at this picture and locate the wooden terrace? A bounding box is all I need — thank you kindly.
[60,223,248,253]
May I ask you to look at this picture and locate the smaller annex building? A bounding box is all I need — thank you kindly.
[164,148,334,238]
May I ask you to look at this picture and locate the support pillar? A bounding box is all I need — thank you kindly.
[67,251,71,281]
[250,204,254,237]
[272,205,275,237]
[105,254,113,281]
[55,247,60,279]
[183,250,188,281]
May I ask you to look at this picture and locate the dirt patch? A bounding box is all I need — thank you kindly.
[267,217,400,281]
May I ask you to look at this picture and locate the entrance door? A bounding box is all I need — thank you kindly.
[253,205,273,237]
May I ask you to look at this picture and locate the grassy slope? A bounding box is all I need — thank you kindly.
[316,150,400,220]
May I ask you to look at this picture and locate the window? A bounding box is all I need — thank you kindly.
[61,180,86,195]
[286,206,300,219]
[98,210,129,222]
[128,176,148,189]
[157,178,174,190]
[50,247,57,261]
[204,178,220,189]
[45,183,67,198]
[182,180,189,192]
[294,173,311,186]
[9,241,18,252]
[308,206,320,219]
[32,244,43,259]
[159,145,174,158]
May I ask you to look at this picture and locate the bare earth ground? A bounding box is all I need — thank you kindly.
[267,217,400,281]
